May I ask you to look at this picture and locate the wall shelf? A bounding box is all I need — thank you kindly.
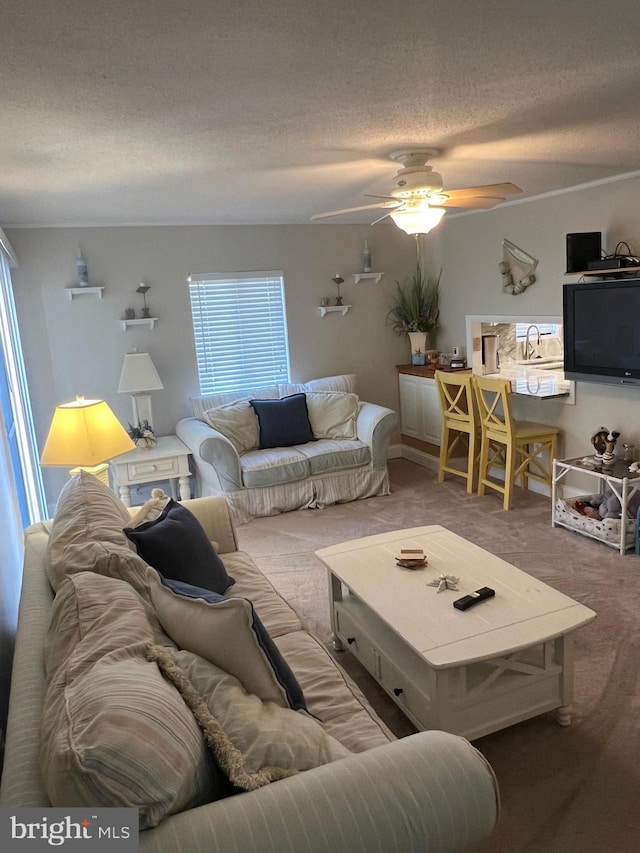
[353,272,384,284]
[120,317,157,331]
[564,269,640,278]
[318,305,351,317]
[66,286,104,300]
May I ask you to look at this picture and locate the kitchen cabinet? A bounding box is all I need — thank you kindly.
[398,370,440,450]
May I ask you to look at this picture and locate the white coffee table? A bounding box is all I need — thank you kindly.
[316,526,596,741]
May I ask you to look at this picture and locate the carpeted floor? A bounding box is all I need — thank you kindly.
[236,458,640,853]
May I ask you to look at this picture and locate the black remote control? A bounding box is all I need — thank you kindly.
[453,587,495,611]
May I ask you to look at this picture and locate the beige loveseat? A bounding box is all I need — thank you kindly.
[176,374,398,522]
[0,473,499,852]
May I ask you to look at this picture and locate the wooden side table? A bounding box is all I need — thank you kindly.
[110,434,191,508]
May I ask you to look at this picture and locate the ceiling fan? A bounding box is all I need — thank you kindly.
[311,149,522,235]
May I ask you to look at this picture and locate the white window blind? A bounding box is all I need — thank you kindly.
[188,270,290,395]
[515,323,560,339]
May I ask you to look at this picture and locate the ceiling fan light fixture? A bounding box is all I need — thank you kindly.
[389,203,446,236]
[391,168,444,198]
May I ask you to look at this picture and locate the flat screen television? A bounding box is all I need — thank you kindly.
[563,278,640,387]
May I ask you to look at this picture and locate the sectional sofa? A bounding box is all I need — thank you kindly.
[0,472,499,852]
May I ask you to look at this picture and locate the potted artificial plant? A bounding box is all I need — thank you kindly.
[388,266,441,363]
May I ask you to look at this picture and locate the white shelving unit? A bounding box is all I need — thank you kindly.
[353,272,384,284]
[318,305,351,317]
[66,286,104,300]
[552,456,640,554]
[120,317,158,331]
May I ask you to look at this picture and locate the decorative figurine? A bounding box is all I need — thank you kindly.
[428,574,460,593]
[331,275,344,306]
[499,239,537,295]
[590,427,609,460]
[137,282,152,318]
[601,431,620,467]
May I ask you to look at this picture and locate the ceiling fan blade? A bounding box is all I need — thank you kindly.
[440,196,505,209]
[370,210,394,225]
[443,183,522,200]
[364,194,402,202]
[311,202,394,220]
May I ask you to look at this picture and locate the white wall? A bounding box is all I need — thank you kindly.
[426,173,640,468]
[10,175,640,510]
[6,224,419,508]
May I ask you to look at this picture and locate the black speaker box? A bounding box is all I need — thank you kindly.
[566,232,602,273]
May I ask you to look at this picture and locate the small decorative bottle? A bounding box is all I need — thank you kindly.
[76,247,89,286]
[362,240,371,273]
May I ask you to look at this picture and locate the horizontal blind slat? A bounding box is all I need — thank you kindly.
[188,272,290,394]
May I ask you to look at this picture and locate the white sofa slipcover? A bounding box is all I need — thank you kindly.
[176,374,398,522]
[0,493,500,853]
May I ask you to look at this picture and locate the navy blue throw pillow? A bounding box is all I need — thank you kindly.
[249,393,315,449]
[160,577,307,712]
[124,499,235,594]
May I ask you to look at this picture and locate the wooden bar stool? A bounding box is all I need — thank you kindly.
[435,370,480,494]
[473,374,560,510]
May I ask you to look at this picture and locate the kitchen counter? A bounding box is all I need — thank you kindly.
[395,362,570,398]
[396,364,470,377]
[484,361,571,398]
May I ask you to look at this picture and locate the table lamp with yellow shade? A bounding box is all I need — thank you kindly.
[40,396,135,486]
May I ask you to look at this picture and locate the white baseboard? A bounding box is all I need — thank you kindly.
[389,444,558,500]
[389,443,439,473]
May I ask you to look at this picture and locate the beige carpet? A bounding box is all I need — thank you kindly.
[235,458,640,853]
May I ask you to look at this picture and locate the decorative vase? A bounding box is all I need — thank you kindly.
[408,332,427,361]
[362,240,371,273]
[76,247,89,286]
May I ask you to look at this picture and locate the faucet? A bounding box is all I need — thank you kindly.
[525,324,541,359]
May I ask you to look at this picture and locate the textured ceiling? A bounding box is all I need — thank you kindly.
[3,0,640,227]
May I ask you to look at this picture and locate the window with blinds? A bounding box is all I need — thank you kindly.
[188,271,290,395]
[515,322,560,339]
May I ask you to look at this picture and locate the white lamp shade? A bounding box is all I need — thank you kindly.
[117,352,164,394]
[41,397,134,467]
[390,203,446,236]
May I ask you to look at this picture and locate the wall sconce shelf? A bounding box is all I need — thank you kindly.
[318,305,351,317]
[353,273,384,284]
[66,286,104,300]
[120,318,157,331]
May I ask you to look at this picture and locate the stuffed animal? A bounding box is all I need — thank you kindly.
[598,487,640,520]
[574,494,605,518]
